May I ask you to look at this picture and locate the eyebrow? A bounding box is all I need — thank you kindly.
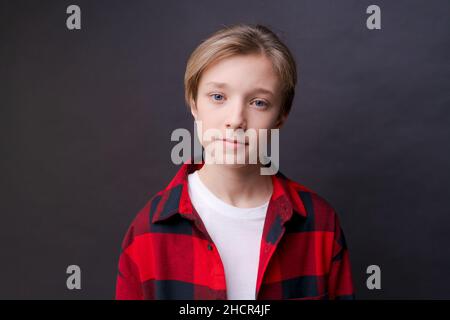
[204,81,275,97]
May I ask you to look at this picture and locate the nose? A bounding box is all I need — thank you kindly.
[225,101,247,130]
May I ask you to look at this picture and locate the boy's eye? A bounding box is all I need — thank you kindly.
[253,100,268,108]
[210,93,224,101]
[209,94,269,109]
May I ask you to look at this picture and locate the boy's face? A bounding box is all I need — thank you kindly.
[191,53,287,164]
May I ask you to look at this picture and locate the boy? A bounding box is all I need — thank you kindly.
[115,23,355,300]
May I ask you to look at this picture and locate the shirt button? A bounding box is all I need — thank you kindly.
[207,243,213,251]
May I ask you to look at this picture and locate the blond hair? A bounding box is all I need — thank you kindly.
[184,23,298,119]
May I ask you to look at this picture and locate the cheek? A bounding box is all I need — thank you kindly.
[194,116,219,148]
[195,104,224,130]
[251,114,279,131]
[250,118,280,147]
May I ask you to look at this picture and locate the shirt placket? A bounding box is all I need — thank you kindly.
[206,240,227,299]
[185,207,228,300]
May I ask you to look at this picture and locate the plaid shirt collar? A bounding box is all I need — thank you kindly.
[151,158,308,226]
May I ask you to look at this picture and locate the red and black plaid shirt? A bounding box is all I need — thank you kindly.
[115,159,355,300]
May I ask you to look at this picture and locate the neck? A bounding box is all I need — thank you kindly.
[196,163,273,208]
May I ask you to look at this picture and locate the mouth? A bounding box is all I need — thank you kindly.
[218,138,249,145]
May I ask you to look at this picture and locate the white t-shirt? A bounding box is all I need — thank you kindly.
[187,170,269,300]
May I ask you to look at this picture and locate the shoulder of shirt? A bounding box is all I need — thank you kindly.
[283,175,342,224]
[119,190,166,251]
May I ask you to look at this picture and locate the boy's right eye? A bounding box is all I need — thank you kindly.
[210,93,224,101]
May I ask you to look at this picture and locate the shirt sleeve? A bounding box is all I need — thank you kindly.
[327,213,355,300]
[115,225,144,300]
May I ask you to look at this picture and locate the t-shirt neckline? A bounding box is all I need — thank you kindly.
[188,170,270,220]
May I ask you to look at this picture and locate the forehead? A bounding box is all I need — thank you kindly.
[198,54,281,95]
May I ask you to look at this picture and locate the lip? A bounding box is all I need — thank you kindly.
[221,138,249,145]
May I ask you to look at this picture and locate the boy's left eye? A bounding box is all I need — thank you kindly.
[253,100,268,108]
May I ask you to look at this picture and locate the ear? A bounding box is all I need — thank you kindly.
[274,113,287,129]
[190,98,198,120]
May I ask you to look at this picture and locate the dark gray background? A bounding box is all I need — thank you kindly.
[1,0,449,299]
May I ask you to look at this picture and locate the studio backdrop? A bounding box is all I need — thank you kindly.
[1,0,450,299]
